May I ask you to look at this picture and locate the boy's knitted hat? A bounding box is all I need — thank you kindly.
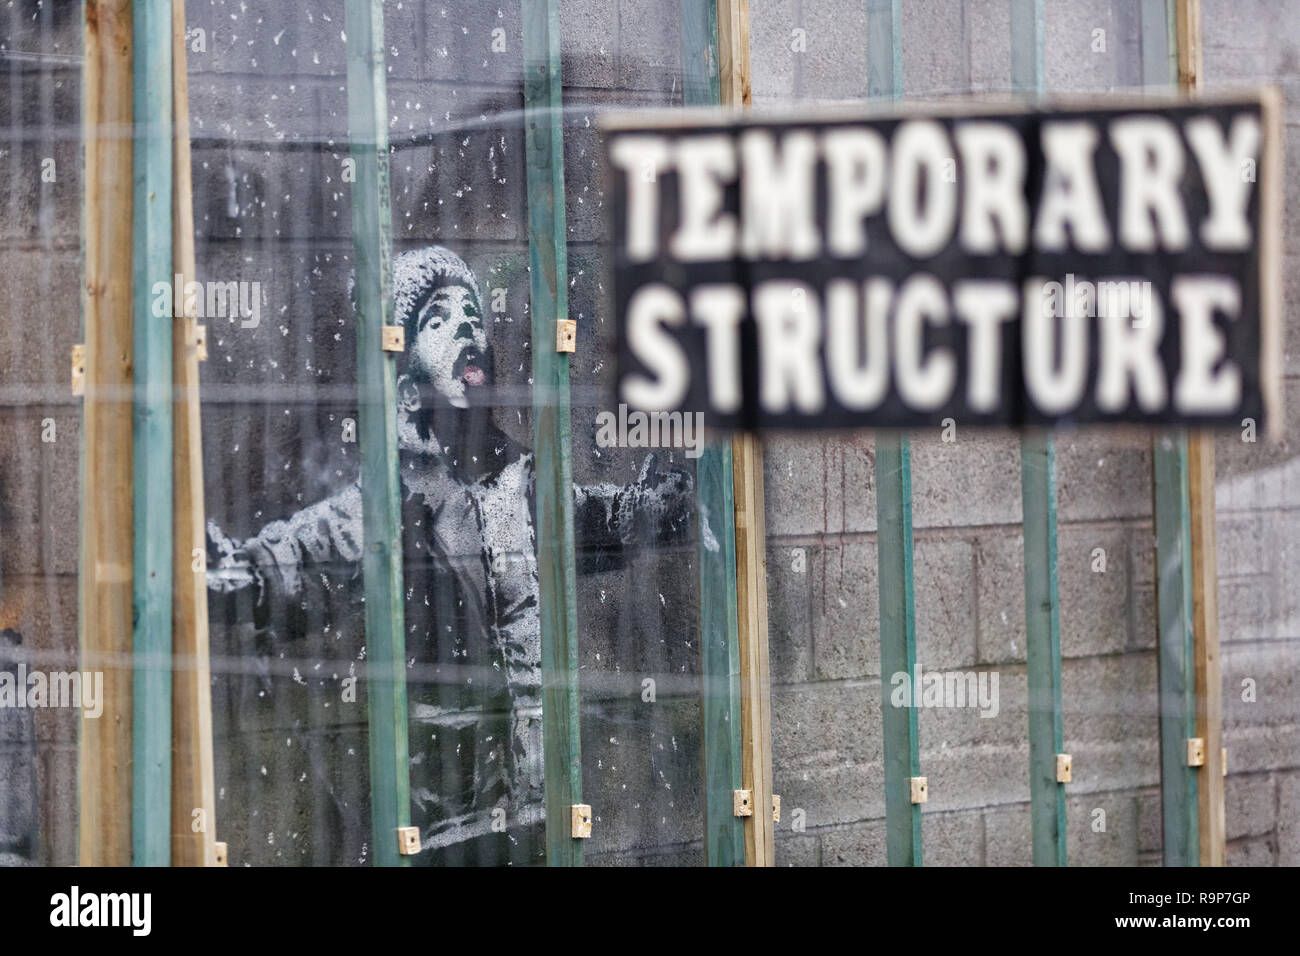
[392,246,483,337]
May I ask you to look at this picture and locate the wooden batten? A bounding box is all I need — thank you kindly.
[1175,0,1227,868]
[79,0,136,867]
[170,0,219,868]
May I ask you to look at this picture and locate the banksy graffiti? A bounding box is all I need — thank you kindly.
[206,246,697,859]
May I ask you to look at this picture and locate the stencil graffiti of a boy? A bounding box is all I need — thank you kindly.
[207,246,698,862]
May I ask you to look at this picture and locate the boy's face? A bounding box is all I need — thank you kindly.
[405,283,491,409]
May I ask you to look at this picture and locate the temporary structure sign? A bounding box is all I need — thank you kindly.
[604,93,1280,432]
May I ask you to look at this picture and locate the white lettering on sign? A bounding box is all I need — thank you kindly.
[606,95,1278,430]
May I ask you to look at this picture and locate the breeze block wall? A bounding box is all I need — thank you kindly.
[0,0,85,867]
[751,0,1300,867]
[0,0,1296,867]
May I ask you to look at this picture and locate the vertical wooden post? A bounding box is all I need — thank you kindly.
[682,0,745,867]
[522,0,584,867]
[867,0,922,867]
[1174,0,1226,867]
[716,0,752,107]
[345,0,412,868]
[1011,0,1067,867]
[79,0,136,868]
[715,0,774,868]
[1141,0,1221,867]
[733,433,774,866]
[131,0,174,868]
[170,0,218,867]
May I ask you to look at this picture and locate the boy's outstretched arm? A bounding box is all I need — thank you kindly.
[572,453,699,574]
[206,483,366,634]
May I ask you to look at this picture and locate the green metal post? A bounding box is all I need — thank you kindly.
[523,0,584,867]
[866,0,902,101]
[876,435,923,865]
[1141,0,1200,867]
[1011,0,1067,867]
[1153,432,1199,865]
[682,0,745,868]
[345,0,412,868]
[867,0,921,867]
[131,0,174,867]
[1020,432,1067,865]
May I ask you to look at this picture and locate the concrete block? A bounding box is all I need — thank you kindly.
[1201,0,1300,84]
[617,0,681,95]
[1067,792,1138,866]
[984,802,1031,866]
[0,1,81,58]
[914,535,977,670]
[0,248,81,394]
[580,696,704,853]
[423,1,524,85]
[383,86,529,245]
[0,68,81,244]
[773,680,882,771]
[1227,835,1276,866]
[187,0,422,79]
[901,0,969,97]
[813,539,880,681]
[1055,428,1152,523]
[772,761,885,829]
[1058,524,1129,659]
[966,0,1012,95]
[821,820,887,866]
[774,829,820,866]
[37,743,76,865]
[768,544,815,685]
[922,808,983,865]
[1225,772,1275,841]
[561,0,615,89]
[1136,788,1162,855]
[910,429,1023,530]
[838,433,878,534]
[976,530,1025,665]
[763,433,837,538]
[799,0,868,102]
[1060,653,1162,793]
[1214,380,1300,513]
[749,0,798,102]
[1278,771,1300,865]
[1044,0,1142,92]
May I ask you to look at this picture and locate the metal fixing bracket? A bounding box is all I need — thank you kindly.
[71,344,85,396]
[556,318,576,353]
[909,776,928,804]
[193,323,208,362]
[1056,753,1073,783]
[733,789,754,817]
[381,325,405,352]
[1222,747,1227,777]
[571,804,593,839]
[772,794,781,823]
[213,842,228,867]
[1187,737,1206,767]
[397,825,421,856]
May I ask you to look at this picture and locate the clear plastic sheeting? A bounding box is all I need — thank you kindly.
[0,0,1295,869]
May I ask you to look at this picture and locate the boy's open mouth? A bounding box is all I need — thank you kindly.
[454,347,486,387]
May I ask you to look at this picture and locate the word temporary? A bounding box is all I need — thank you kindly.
[603,95,1279,430]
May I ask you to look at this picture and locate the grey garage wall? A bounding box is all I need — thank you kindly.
[0,0,1296,866]
[750,0,1300,867]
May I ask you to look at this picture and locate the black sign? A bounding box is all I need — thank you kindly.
[603,94,1280,431]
